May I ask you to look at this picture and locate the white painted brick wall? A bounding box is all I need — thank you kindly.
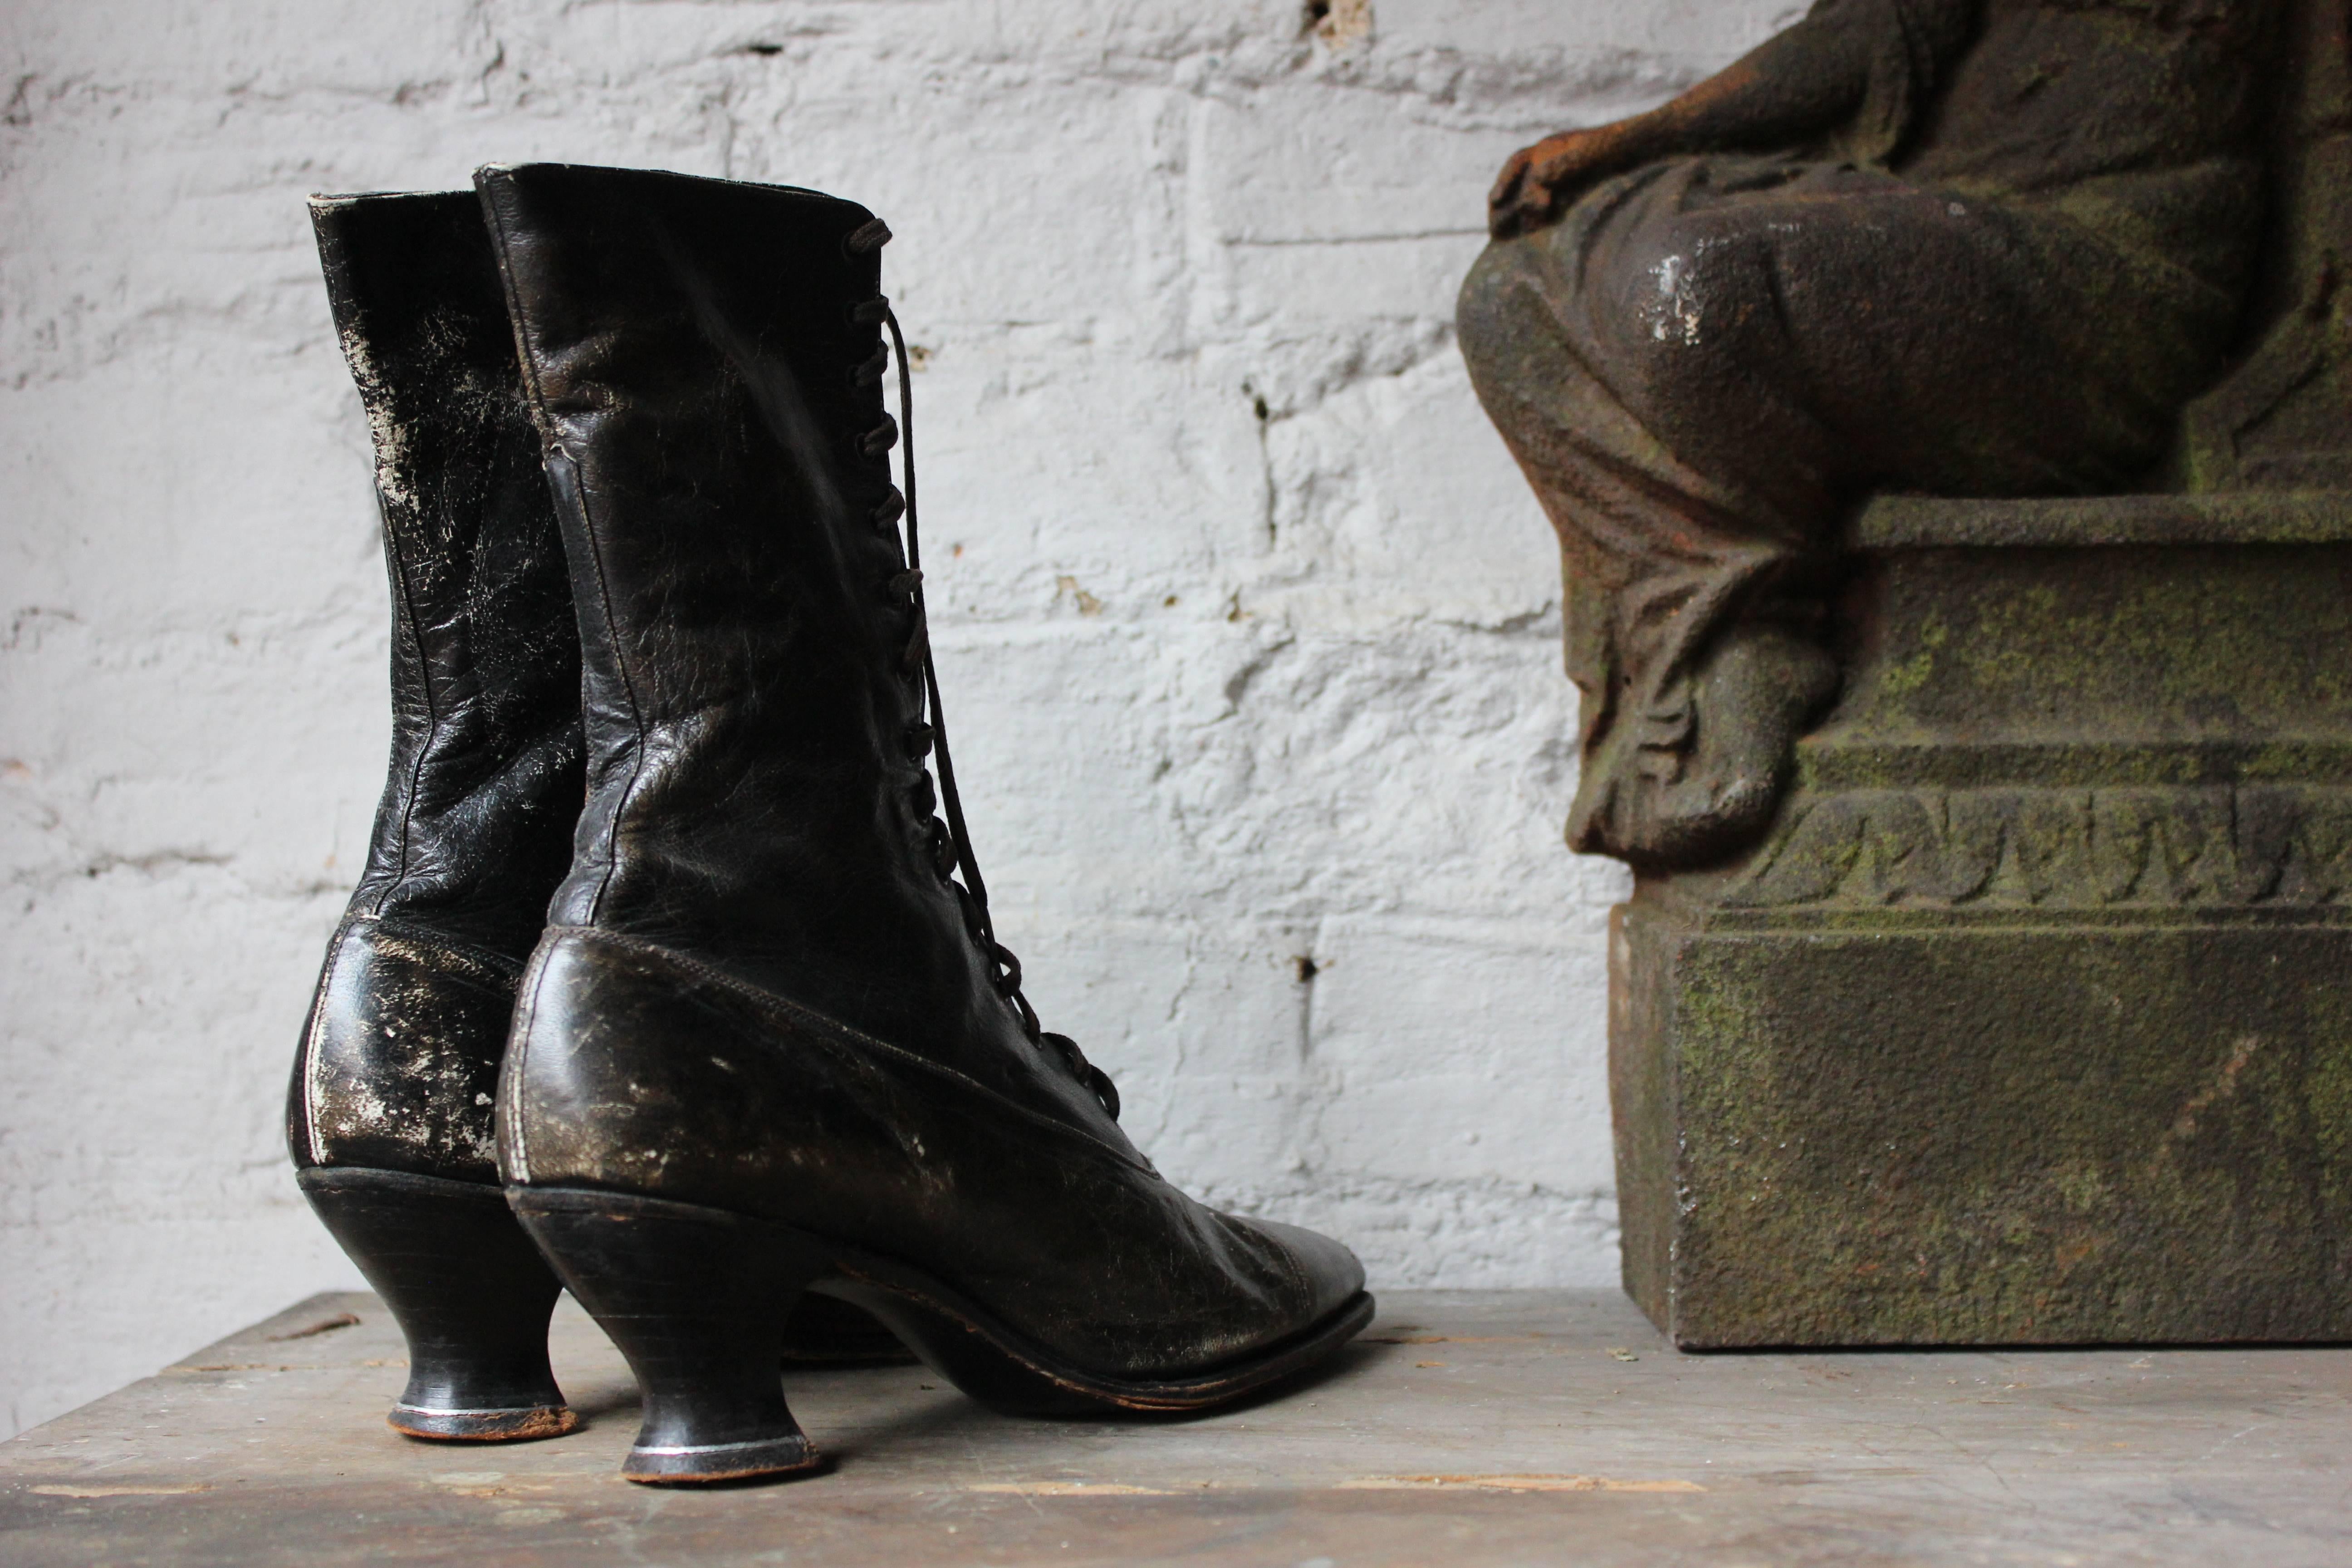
[0,0,1794,1438]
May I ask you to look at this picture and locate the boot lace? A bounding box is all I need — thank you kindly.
[846,218,1119,1122]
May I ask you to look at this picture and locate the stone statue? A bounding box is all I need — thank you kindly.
[1457,0,2283,869]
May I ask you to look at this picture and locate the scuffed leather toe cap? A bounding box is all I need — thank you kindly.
[1239,1215,1368,1327]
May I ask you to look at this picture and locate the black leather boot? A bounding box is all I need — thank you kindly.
[291,193,909,1443]
[289,190,588,1441]
[477,163,1373,1486]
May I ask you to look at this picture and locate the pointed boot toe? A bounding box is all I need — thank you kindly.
[1239,1215,1372,1325]
[474,162,1370,1483]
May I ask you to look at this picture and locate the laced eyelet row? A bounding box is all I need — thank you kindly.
[846,216,1119,1123]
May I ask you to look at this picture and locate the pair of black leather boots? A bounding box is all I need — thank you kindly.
[288,164,1371,1485]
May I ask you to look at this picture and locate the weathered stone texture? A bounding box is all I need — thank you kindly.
[1617,503,2352,1345]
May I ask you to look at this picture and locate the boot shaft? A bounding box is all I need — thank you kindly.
[313,191,584,958]
[478,163,1061,1104]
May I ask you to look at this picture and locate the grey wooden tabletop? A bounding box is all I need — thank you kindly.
[4,1286,2347,1565]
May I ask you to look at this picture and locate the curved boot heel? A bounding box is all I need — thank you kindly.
[297,1166,576,1441]
[508,1187,830,1485]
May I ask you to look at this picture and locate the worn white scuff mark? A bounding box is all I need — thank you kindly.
[1645,241,1720,347]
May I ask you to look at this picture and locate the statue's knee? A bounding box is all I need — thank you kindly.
[1595,222,1779,417]
[1455,240,1532,384]
[1605,219,1725,348]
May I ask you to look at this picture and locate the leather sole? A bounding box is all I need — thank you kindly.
[508,1184,1374,1485]
[819,1245,1376,1418]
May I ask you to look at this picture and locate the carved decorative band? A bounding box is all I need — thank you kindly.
[1849,491,2352,551]
[1728,786,2352,909]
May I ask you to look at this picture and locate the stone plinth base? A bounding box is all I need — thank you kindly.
[1612,493,2352,1346]
[1613,905,2352,1346]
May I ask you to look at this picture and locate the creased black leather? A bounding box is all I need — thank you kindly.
[510,930,1362,1375]
[289,191,585,1176]
[480,163,1365,1372]
[476,163,1113,1138]
[298,917,517,1181]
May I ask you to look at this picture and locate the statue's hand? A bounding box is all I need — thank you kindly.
[1489,128,1627,240]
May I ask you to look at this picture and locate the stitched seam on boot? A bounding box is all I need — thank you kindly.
[474,176,651,926]
[296,916,361,1167]
[502,941,556,1186]
[367,915,526,986]
[547,925,1153,1176]
[374,440,439,917]
[542,448,646,924]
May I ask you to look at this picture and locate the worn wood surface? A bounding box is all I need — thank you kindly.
[4,1289,2347,1565]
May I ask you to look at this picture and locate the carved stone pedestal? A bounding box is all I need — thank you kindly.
[1613,493,2352,1346]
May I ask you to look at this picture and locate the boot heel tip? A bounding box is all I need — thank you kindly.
[391,1403,579,1442]
[623,1435,823,1485]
